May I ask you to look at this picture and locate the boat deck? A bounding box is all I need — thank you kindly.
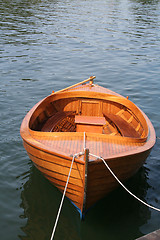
[68,83,123,97]
[32,133,145,161]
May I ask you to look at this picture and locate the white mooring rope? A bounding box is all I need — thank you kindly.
[50,153,78,240]
[89,152,160,212]
[50,133,159,240]
[50,133,86,239]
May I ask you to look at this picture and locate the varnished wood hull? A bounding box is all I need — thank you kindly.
[86,149,151,209]
[23,140,85,212]
[20,76,156,214]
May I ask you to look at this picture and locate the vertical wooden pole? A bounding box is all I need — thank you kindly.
[83,148,89,216]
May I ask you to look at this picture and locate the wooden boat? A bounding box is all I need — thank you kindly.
[20,76,156,214]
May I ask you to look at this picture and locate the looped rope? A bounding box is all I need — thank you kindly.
[89,152,160,213]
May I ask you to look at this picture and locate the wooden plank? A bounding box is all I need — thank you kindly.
[29,154,84,180]
[136,229,160,240]
[80,100,100,116]
[34,163,84,188]
[24,141,84,170]
[104,113,140,138]
[83,148,89,213]
[75,115,106,133]
[41,111,75,132]
[75,115,106,125]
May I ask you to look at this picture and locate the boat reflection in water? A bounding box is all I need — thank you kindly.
[19,164,151,239]
[19,164,81,240]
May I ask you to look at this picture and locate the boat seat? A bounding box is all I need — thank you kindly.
[41,111,75,132]
[75,115,106,133]
[103,113,140,138]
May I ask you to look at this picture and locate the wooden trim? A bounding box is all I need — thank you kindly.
[83,148,89,213]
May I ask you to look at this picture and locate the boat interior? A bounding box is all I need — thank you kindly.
[29,93,148,140]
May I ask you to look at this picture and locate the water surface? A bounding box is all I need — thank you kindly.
[1,0,160,239]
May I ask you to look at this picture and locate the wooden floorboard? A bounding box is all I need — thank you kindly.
[136,229,160,240]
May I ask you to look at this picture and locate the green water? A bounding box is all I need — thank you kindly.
[1,0,160,239]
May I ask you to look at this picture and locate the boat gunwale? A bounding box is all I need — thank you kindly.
[29,89,149,140]
[21,114,155,165]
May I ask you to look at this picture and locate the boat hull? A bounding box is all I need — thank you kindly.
[22,136,152,213]
[20,76,156,214]
[86,149,151,209]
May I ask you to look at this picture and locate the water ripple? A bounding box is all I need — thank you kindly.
[1,0,160,239]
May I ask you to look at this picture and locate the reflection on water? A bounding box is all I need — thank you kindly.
[1,0,160,239]
[81,166,151,240]
[19,165,81,240]
[19,164,151,240]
